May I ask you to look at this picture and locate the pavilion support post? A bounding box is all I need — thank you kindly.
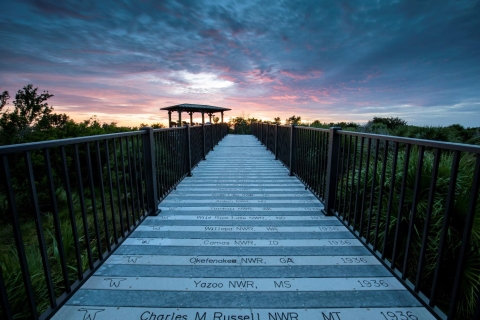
[189,112,193,125]
[168,111,172,128]
[178,110,182,127]
[208,113,213,123]
[201,112,205,124]
[221,111,224,123]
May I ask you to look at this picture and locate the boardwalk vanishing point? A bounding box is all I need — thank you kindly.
[53,135,436,320]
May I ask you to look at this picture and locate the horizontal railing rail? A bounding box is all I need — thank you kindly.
[252,122,480,320]
[0,123,228,320]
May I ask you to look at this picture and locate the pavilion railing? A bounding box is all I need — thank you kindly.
[0,123,228,320]
[252,122,480,320]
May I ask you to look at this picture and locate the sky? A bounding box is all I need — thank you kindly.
[1,0,480,128]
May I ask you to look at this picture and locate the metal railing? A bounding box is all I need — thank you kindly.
[252,122,480,320]
[0,123,228,320]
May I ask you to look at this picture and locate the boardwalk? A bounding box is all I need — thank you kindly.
[53,135,436,320]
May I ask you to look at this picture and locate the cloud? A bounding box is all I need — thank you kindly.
[0,0,479,127]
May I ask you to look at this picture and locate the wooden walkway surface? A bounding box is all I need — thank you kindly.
[53,135,436,320]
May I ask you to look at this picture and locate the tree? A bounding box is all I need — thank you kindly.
[213,116,219,124]
[0,85,59,143]
[0,89,9,110]
[273,117,281,125]
[139,122,165,129]
[285,115,301,125]
[371,117,407,130]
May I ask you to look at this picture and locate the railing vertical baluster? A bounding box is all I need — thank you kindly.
[342,136,352,221]
[353,137,365,228]
[126,137,137,224]
[61,146,83,278]
[275,124,278,160]
[75,143,95,268]
[332,132,343,208]
[202,124,206,160]
[358,137,371,236]
[104,139,118,244]
[210,125,213,151]
[132,136,142,219]
[1,155,38,319]
[112,139,125,237]
[265,124,269,150]
[347,136,358,224]
[320,132,328,198]
[44,148,70,293]
[382,141,399,259]
[391,143,411,269]
[157,131,164,197]
[25,151,56,308]
[186,125,192,176]
[322,127,341,216]
[136,135,146,213]
[366,139,380,244]
[119,138,131,232]
[313,131,320,197]
[430,150,461,306]
[95,140,111,253]
[373,140,389,251]
[337,135,346,213]
[85,144,104,260]
[142,127,160,216]
[415,148,441,290]
[402,145,425,279]
[289,125,295,176]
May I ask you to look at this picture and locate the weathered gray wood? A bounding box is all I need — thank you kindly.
[52,135,436,320]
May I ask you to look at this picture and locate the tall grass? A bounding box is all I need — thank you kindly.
[337,143,480,319]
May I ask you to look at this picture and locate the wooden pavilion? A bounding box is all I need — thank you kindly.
[160,103,231,128]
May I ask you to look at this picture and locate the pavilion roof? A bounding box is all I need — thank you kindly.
[160,103,231,113]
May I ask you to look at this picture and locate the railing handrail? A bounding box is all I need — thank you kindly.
[337,130,480,153]
[0,130,145,154]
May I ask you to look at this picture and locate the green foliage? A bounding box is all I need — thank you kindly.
[0,89,9,110]
[139,123,165,129]
[229,116,258,134]
[273,117,281,125]
[371,116,408,130]
[285,115,301,125]
[336,144,480,318]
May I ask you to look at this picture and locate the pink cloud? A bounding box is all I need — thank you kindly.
[271,95,300,102]
[280,70,323,81]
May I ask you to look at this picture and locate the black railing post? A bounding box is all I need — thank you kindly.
[141,127,160,216]
[289,124,296,176]
[260,123,263,143]
[185,125,192,177]
[275,124,279,160]
[210,125,214,151]
[322,127,341,216]
[266,124,269,150]
[202,124,206,160]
